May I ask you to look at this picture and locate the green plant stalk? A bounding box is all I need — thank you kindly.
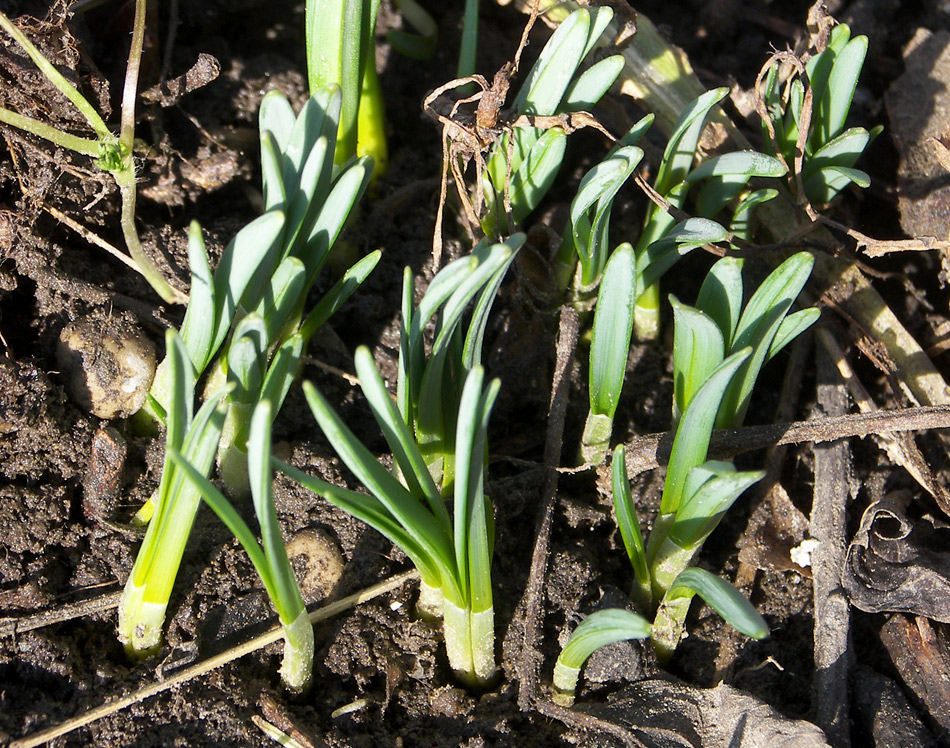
[0,107,101,156]
[118,333,229,654]
[0,7,184,305]
[169,402,314,690]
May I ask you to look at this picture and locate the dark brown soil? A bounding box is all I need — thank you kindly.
[1,0,948,746]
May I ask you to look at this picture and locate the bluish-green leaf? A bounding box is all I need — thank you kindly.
[667,568,769,639]
[660,347,750,515]
[612,445,649,588]
[590,244,636,418]
[671,298,725,421]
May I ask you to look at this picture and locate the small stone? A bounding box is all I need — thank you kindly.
[286,528,345,603]
[57,311,156,419]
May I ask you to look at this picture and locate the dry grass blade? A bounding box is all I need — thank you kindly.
[8,571,419,748]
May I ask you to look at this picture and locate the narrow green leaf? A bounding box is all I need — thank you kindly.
[670,297,725,421]
[655,87,728,196]
[302,381,455,568]
[660,347,750,515]
[668,462,764,550]
[612,445,649,588]
[352,346,446,527]
[561,55,624,111]
[667,568,769,639]
[298,250,381,342]
[589,244,636,418]
[768,308,820,360]
[553,607,651,703]
[178,221,215,372]
[695,256,743,349]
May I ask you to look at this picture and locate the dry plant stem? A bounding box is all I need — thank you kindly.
[817,326,950,513]
[0,589,121,637]
[517,305,578,711]
[622,405,950,479]
[8,570,419,748]
[810,347,853,747]
[42,204,140,272]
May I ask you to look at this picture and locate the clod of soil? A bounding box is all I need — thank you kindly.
[56,310,156,419]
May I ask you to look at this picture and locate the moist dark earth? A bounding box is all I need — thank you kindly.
[2,0,950,746]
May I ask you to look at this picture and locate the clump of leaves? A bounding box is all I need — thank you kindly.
[281,238,521,688]
[758,21,880,206]
[554,253,818,704]
[120,86,377,657]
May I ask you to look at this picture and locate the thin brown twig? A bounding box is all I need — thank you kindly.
[8,571,418,748]
[517,305,578,711]
[623,404,950,478]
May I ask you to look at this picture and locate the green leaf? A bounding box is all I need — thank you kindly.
[589,244,636,418]
[462,235,523,371]
[695,256,743,349]
[277,459,444,589]
[561,55,624,111]
[178,221,215,372]
[300,156,373,286]
[660,347,750,515]
[817,32,867,146]
[302,380,456,573]
[249,401,306,624]
[227,315,268,402]
[667,462,764,550]
[768,308,820,360]
[553,608,651,704]
[730,188,778,241]
[719,251,814,426]
[212,210,286,356]
[260,130,287,212]
[502,126,568,228]
[298,249,381,342]
[667,567,769,639]
[611,445,649,589]
[252,256,307,342]
[670,297,725,421]
[352,346,447,528]
[637,217,730,293]
[655,88,728,196]
[685,151,787,183]
[571,147,643,285]
[260,334,304,413]
[259,90,296,154]
[512,8,593,116]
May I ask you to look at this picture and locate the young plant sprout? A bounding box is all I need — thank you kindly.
[281,353,501,688]
[122,86,378,657]
[478,6,624,237]
[148,85,378,495]
[759,22,880,206]
[671,252,820,430]
[279,240,520,687]
[118,331,231,655]
[632,88,787,339]
[398,236,522,489]
[554,254,818,702]
[169,401,314,692]
[0,3,184,304]
[306,0,387,178]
